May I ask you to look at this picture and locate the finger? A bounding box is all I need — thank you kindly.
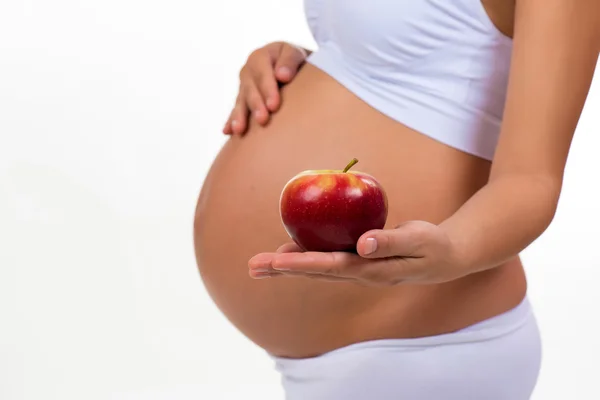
[245,48,280,115]
[270,251,411,285]
[265,248,419,285]
[253,68,280,113]
[274,44,307,84]
[222,112,235,135]
[248,252,278,272]
[276,242,304,253]
[249,267,354,283]
[248,243,303,277]
[230,93,249,135]
[357,221,431,259]
[274,269,357,283]
[223,122,232,135]
[249,269,284,279]
[270,251,365,276]
[243,81,269,125]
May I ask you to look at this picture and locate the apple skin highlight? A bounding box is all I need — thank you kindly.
[279,158,388,252]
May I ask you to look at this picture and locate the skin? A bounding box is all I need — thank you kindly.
[222,42,311,135]
[195,0,599,358]
[248,0,600,282]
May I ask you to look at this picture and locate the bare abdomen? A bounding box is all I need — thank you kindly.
[193,63,526,358]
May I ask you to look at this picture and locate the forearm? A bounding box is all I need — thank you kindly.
[439,173,560,274]
[439,0,599,276]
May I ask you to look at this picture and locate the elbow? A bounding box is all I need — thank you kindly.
[529,173,563,234]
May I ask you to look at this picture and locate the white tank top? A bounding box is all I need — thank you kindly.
[304,0,513,160]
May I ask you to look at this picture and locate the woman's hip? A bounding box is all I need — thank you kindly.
[270,296,542,400]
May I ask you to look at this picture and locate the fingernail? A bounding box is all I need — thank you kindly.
[364,238,378,255]
[271,262,290,271]
[278,67,291,77]
[249,269,271,279]
[231,120,239,130]
[266,98,275,109]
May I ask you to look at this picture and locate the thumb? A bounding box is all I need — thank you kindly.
[357,221,430,259]
[274,44,308,83]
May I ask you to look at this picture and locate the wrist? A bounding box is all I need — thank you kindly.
[439,220,478,277]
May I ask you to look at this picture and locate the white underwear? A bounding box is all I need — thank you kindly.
[271,297,541,400]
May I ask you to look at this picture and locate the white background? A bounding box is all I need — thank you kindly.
[0,1,598,399]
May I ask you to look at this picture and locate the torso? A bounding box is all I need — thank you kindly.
[194,0,523,359]
[483,0,516,38]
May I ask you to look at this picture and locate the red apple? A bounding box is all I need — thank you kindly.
[279,158,388,252]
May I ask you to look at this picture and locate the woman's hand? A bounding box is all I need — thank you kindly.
[223,42,310,136]
[248,221,467,286]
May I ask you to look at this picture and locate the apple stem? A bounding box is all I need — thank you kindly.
[343,158,359,173]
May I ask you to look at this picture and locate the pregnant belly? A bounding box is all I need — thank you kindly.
[194,63,526,358]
